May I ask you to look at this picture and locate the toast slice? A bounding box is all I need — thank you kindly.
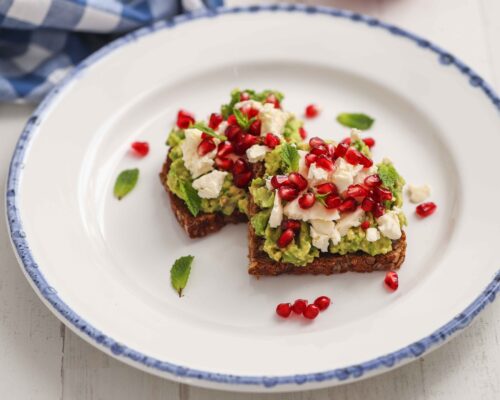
[160,154,247,239]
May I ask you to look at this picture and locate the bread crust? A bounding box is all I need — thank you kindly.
[160,154,247,239]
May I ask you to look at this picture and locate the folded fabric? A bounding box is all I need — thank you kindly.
[0,0,222,103]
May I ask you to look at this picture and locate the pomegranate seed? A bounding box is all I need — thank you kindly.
[197,139,216,156]
[333,142,349,158]
[311,145,328,156]
[346,184,369,198]
[288,172,308,191]
[316,182,337,195]
[215,157,233,171]
[248,119,262,136]
[299,192,316,209]
[305,104,320,118]
[359,153,373,168]
[227,114,237,125]
[281,220,301,232]
[305,153,318,167]
[326,144,336,158]
[292,299,308,314]
[271,175,289,189]
[278,185,299,201]
[361,196,375,212]
[374,187,393,201]
[416,202,437,218]
[360,220,371,230]
[316,156,334,171]
[201,132,212,140]
[264,133,281,149]
[277,229,295,248]
[225,125,242,141]
[341,137,352,145]
[240,91,250,101]
[276,303,292,318]
[384,271,399,291]
[233,171,253,188]
[131,141,149,156]
[217,142,233,157]
[176,110,195,129]
[345,148,361,165]
[208,113,223,129]
[248,108,260,119]
[233,158,249,174]
[338,197,357,212]
[372,202,385,218]
[364,174,382,188]
[234,134,257,154]
[363,137,375,148]
[309,137,325,148]
[265,94,280,108]
[314,296,331,311]
[303,304,320,319]
[323,194,342,209]
[299,127,307,139]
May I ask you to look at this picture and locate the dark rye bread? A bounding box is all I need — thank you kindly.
[159,153,247,239]
[246,163,407,276]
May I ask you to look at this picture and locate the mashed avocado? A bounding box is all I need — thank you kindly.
[377,159,406,208]
[329,227,393,256]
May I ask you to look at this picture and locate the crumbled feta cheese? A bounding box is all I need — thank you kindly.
[366,227,380,242]
[407,184,431,204]
[284,199,340,222]
[354,165,378,185]
[308,163,329,185]
[265,178,274,191]
[269,192,283,228]
[377,210,402,240]
[298,150,309,176]
[331,158,363,193]
[234,100,263,111]
[181,129,217,178]
[259,103,291,137]
[246,144,268,163]
[310,226,330,252]
[192,170,228,199]
[336,208,365,236]
[350,128,362,142]
[217,120,228,134]
[309,220,341,251]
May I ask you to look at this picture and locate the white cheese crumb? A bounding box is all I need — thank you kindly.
[269,192,283,228]
[307,163,329,185]
[331,158,363,193]
[217,120,228,134]
[192,170,228,199]
[234,100,263,111]
[350,128,362,142]
[265,178,274,191]
[336,208,365,236]
[310,226,330,252]
[181,129,217,179]
[377,210,402,240]
[309,220,341,251]
[407,184,431,204]
[366,227,380,242]
[284,199,340,222]
[298,150,309,176]
[246,144,268,163]
[259,103,291,137]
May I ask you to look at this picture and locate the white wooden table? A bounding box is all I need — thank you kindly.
[1,0,499,399]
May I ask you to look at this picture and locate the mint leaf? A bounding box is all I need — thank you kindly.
[170,255,194,297]
[337,113,374,130]
[233,108,256,130]
[191,122,227,141]
[113,168,139,200]
[280,143,300,172]
[180,180,201,216]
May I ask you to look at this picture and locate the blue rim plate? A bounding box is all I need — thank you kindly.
[6,4,500,392]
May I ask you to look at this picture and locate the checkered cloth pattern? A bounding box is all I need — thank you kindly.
[0,0,223,102]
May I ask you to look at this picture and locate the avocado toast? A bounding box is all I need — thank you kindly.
[247,130,407,275]
[160,89,305,238]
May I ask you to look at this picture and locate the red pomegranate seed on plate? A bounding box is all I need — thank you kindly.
[314,296,331,311]
[197,139,216,156]
[277,229,295,248]
[305,104,320,118]
[176,110,195,129]
[372,202,385,218]
[333,142,349,158]
[316,182,337,195]
[281,219,301,232]
[298,192,316,209]
[276,303,292,318]
[232,158,249,174]
[248,119,262,136]
[305,153,318,167]
[416,202,437,218]
[217,141,233,157]
[271,175,289,189]
[359,153,373,168]
[363,137,375,148]
[292,299,308,314]
[360,220,371,230]
[346,184,369,198]
[233,171,253,188]
[338,197,357,212]
[361,196,375,212]
[323,194,342,209]
[299,127,307,139]
[303,304,320,319]
[345,148,361,165]
[208,113,223,129]
[278,185,299,201]
[364,174,382,187]
[215,157,233,171]
[131,141,149,156]
[384,271,399,291]
[309,136,325,148]
[264,133,281,149]
[288,172,308,191]
[316,156,334,171]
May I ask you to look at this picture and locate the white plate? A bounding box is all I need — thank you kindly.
[7,5,500,393]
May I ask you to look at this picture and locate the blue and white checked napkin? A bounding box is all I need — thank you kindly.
[0,0,222,103]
